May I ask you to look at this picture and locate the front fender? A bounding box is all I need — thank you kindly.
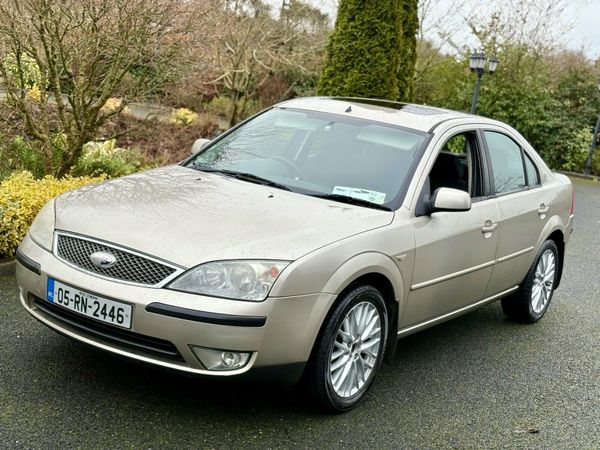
[321,252,405,302]
[272,250,405,326]
[271,251,406,365]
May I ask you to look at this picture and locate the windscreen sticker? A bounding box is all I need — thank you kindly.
[332,186,387,205]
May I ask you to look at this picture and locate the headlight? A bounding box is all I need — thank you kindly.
[167,260,290,301]
[29,199,55,251]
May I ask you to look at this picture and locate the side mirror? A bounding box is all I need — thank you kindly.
[429,187,471,213]
[191,138,211,155]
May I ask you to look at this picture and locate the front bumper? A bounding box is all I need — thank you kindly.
[16,234,335,382]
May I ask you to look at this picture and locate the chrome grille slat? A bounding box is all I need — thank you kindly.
[55,233,177,286]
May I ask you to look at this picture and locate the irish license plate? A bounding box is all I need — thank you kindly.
[47,278,133,329]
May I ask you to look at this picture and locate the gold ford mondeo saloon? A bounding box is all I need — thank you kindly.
[16,98,574,411]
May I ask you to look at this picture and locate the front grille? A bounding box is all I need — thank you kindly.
[33,296,184,362]
[56,233,177,286]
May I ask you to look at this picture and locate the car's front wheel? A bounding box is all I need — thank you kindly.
[306,285,388,412]
[501,239,559,323]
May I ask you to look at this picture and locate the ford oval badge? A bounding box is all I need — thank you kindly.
[89,251,117,269]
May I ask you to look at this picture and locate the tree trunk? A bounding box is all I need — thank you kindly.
[228,91,240,128]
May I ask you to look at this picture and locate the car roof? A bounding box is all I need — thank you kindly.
[276,97,502,133]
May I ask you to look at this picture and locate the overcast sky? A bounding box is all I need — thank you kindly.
[301,0,600,59]
[565,0,600,58]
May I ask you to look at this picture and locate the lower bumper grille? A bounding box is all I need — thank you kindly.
[32,296,184,362]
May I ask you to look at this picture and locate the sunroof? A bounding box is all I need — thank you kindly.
[329,97,445,115]
[400,104,445,116]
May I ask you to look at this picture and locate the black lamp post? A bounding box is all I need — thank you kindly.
[469,52,499,114]
[583,80,600,176]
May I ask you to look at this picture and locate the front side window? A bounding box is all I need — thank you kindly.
[187,108,428,209]
[484,131,526,194]
[430,133,471,195]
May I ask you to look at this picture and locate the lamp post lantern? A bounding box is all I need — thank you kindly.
[469,52,498,114]
[583,80,600,176]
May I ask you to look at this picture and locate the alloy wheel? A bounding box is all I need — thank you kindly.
[328,301,382,398]
[531,249,556,314]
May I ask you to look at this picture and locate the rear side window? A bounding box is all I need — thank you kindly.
[524,153,540,186]
[484,131,526,194]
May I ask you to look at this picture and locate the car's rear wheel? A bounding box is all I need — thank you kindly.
[501,240,559,323]
[306,285,388,412]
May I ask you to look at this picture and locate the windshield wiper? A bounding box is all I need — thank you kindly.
[193,167,292,192]
[311,194,392,211]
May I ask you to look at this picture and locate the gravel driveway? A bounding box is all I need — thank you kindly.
[0,179,598,449]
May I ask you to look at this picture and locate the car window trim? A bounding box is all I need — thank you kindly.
[475,129,495,198]
[519,144,530,186]
[473,129,494,197]
[393,133,434,210]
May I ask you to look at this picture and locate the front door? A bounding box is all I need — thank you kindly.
[401,130,500,329]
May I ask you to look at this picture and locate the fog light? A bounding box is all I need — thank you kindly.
[190,346,251,371]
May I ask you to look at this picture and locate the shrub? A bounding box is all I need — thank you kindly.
[205,97,232,118]
[109,114,221,164]
[397,0,418,102]
[0,136,46,180]
[318,0,403,99]
[205,96,260,123]
[2,52,41,89]
[71,139,147,178]
[0,171,104,257]
[558,128,594,172]
[169,108,198,127]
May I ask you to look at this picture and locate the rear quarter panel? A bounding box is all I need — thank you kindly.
[537,172,574,247]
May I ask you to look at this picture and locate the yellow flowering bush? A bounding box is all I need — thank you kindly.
[0,171,104,257]
[100,97,129,115]
[82,138,119,156]
[169,107,198,127]
[72,139,145,178]
[26,84,42,103]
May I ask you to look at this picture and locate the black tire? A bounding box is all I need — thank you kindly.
[306,285,388,412]
[501,240,559,323]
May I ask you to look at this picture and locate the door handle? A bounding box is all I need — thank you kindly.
[481,220,498,233]
[537,203,550,215]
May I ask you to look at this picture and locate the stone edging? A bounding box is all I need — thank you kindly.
[556,170,598,182]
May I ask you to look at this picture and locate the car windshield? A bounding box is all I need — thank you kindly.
[186,108,428,209]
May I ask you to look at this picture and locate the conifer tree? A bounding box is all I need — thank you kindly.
[397,0,418,102]
[317,0,403,100]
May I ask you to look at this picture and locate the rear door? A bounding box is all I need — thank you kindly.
[481,129,554,297]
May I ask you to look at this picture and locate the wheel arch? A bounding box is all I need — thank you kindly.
[546,228,565,289]
[311,253,405,365]
[535,215,567,289]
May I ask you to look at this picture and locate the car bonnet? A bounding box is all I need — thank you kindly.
[54,165,394,268]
